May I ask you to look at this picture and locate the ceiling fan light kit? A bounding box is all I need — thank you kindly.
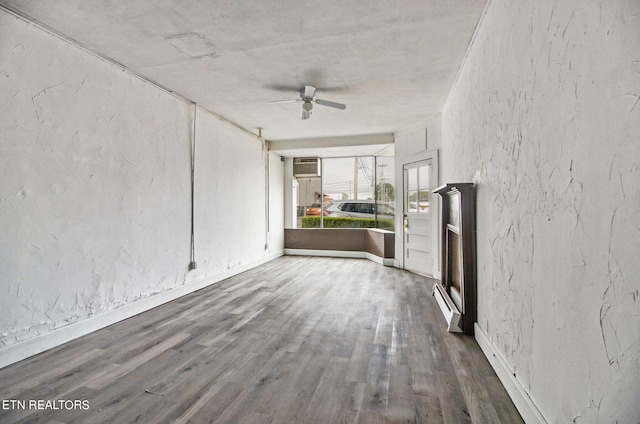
[270,85,346,120]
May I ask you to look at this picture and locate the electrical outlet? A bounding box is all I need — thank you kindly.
[189,261,197,270]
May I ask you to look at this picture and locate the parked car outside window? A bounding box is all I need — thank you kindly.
[324,200,394,219]
[305,203,322,216]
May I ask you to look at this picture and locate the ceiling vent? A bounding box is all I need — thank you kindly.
[293,158,321,177]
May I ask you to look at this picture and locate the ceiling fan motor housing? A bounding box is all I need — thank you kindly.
[270,85,344,120]
[301,85,316,100]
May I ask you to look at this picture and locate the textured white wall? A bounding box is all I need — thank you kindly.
[0,10,282,354]
[442,1,640,422]
[268,153,286,250]
[394,115,442,273]
[191,110,281,276]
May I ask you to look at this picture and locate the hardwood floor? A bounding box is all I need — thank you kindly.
[0,256,523,423]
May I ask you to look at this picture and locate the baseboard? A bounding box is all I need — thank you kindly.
[474,323,547,424]
[284,248,394,266]
[365,252,395,266]
[0,250,284,370]
[432,283,462,333]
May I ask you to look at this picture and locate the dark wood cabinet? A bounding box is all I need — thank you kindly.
[433,183,477,335]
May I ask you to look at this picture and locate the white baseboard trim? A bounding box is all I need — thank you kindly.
[284,248,394,266]
[365,252,395,267]
[474,323,547,424]
[0,251,284,370]
[432,283,462,333]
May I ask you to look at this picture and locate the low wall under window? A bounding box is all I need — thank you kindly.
[284,228,395,265]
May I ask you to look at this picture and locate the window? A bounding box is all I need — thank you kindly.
[405,163,430,213]
[295,177,321,227]
[296,155,394,229]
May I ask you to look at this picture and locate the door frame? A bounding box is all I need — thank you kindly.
[397,150,440,279]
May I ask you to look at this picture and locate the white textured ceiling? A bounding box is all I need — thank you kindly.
[1,0,486,152]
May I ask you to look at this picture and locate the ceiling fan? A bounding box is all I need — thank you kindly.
[270,85,346,120]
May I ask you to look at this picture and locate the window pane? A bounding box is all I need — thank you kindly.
[418,189,430,213]
[292,155,395,230]
[407,190,418,212]
[408,167,418,191]
[322,157,375,228]
[418,164,431,213]
[296,176,321,228]
[418,164,430,190]
[375,155,395,229]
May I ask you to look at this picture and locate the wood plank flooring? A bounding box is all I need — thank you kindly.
[0,256,523,423]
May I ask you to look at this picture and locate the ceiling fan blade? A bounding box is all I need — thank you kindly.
[315,98,347,110]
[269,99,300,104]
[302,110,311,120]
[266,83,301,92]
[302,85,316,100]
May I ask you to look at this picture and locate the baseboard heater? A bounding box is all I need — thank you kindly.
[432,283,462,333]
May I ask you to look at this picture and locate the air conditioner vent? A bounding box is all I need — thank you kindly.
[293,158,321,177]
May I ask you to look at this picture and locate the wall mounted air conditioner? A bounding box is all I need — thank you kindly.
[293,158,321,177]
